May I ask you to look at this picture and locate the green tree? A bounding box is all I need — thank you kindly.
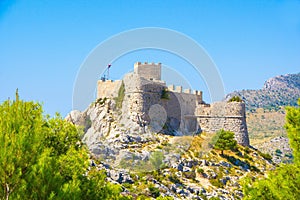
[0,93,129,200]
[242,99,300,199]
[150,151,165,170]
[285,98,300,164]
[212,129,237,155]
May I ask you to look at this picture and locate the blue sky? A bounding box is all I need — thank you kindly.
[1,0,299,116]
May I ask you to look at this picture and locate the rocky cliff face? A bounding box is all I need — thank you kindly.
[226,73,300,111]
[64,66,281,199]
[65,95,276,199]
[263,73,300,91]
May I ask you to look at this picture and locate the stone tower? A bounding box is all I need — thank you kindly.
[134,62,161,81]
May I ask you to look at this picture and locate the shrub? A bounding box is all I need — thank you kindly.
[183,171,196,179]
[115,81,125,109]
[161,88,170,99]
[244,146,251,154]
[210,179,223,188]
[197,168,204,174]
[148,184,160,198]
[258,151,272,161]
[228,96,243,102]
[168,174,181,184]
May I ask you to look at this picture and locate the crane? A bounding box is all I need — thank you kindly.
[100,64,111,81]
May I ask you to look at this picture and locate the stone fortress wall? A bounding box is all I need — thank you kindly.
[196,102,249,146]
[97,62,250,146]
[97,80,122,99]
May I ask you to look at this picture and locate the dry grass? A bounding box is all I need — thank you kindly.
[247,108,286,145]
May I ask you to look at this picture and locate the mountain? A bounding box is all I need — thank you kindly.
[226,73,300,111]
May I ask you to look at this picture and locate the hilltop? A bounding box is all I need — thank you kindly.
[226,73,300,111]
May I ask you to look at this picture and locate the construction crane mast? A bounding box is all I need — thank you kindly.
[100,64,111,81]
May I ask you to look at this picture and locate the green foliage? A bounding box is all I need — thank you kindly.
[258,151,272,161]
[209,197,221,200]
[96,97,107,105]
[156,196,174,200]
[115,81,125,109]
[183,171,196,179]
[242,99,300,199]
[209,178,223,188]
[285,99,300,163]
[150,151,165,170]
[0,94,129,200]
[228,96,243,102]
[161,88,170,100]
[243,164,300,200]
[212,130,238,155]
[244,146,251,154]
[168,174,181,184]
[148,184,160,198]
[197,168,204,174]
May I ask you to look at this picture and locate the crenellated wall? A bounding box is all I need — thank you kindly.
[96,62,250,146]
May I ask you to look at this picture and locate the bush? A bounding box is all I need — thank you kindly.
[197,168,204,174]
[161,88,170,99]
[148,184,160,198]
[210,179,223,188]
[115,81,125,109]
[228,96,243,102]
[258,151,272,161]
[244,146,251,154]
[183,171,196,179]
[168,174,181,184]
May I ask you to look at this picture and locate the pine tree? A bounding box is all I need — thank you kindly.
[212,129,237,155]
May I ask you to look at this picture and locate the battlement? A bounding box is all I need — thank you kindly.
[134,62,161,81]
[95,62,248,146]
[167,84,202,96]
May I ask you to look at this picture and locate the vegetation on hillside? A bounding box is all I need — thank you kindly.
[115,81,125,109]
[0,93,129,200]
[242,99,300,199]
[2,91,299,199]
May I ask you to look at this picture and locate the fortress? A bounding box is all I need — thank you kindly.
[97,62,250,146]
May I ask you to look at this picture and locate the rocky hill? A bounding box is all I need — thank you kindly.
[226,73,300,111]
[66,97,275,199]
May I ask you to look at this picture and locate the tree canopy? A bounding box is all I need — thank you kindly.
[0,94,129,200]
[212,129,238,155]
[242,99,300,200]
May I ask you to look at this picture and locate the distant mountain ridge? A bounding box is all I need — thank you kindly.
[226,73,300,111]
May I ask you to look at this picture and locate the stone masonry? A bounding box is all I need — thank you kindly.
[97,62,250,146]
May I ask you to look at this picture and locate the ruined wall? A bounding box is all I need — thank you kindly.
[196,102,250,146]
[97,80,122,99]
